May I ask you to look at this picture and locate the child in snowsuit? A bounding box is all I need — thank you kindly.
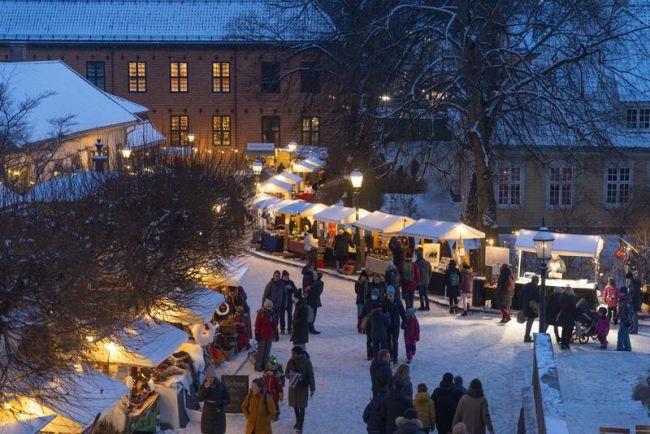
[402,308,420,363]
[595,306,610,349]
[413,383,436,433]
[263,361,284,421]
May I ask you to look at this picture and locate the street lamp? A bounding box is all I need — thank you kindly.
[121,148,132,159]
[252,158,263,192]
[350,168,364,270]
[533,219,555,333]
[187,132,196,146]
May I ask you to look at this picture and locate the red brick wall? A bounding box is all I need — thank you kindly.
[0,43,340,161]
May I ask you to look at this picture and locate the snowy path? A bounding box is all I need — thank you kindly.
[176,255,650,433]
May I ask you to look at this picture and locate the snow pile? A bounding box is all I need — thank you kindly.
[533,333,569,434]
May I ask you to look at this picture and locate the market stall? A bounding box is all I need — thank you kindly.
[312,205,370,267]
[399,219,486,295]
[258,178,293,200]
[274,172,303,191]
[512,229,603,309]
[353,211,415,275]
[276,200,328,257]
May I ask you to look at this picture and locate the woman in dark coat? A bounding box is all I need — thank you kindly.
[558,286,578,349]
[445,260,461,314]
[291,291,310,351]
[286,346,316,432]
[496,264,514,323]
[198,374,231,434]
[432,372,463,434]
[306,272,324,334]
[544,287,563,344]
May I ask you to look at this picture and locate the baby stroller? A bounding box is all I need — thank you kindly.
[572,298,598,344]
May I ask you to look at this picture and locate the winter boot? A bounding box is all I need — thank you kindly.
[449,306,454,314]
[357,318,363,333]
[460,310,468,317]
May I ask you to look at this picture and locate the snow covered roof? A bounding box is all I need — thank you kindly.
[24,172,112,203]
[267,198,299,211]
[103,92,148,114]
[252,196,282,210]
[276,200,327,217]
[126,121,165,150]
[312,205,370,225]
[515,229,604,258]
[0,184,22,207]
[88,317,188,367]
[152,287,225,325]
[398,218,486,241]
[353,211,415,233]
[0,0,333,43]
[291,161,318,173]
[0,416,55,434]
[293,145,328,160]
[274,172,303,185]
[302,157,325,168]
[0,61,141,145]
[195,261,250,288]
[259,178,293,194]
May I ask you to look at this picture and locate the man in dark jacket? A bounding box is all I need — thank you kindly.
[370,349,393,398]
[626,272,642,334]
[291,291,310,352]
[263,270,285,325]
[286,346,316,432]
[559,288,577,349]
[302,263,316,290]
[520,276,540,343]
[198,374,231,434]
[368,301,390,358]
[431,372,463,434]
[380,379,414,434]
[415,249,431,311]
[384,286,406,365]
[334,229,351,271]
[306,272,324,334]
[363,393,386,434]
[280,270,298,334]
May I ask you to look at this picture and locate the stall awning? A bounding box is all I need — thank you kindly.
[253,196,282,210]
[196,261,249,288]
[88,318,188,367]
[0,416,55,434]
[291,161,318,173]
[514,229,604,258]
[353,211,415,233]
[152,287,225,325]
[259,178,293,194]
[399,218,486,241]
[246,143,276,157]
[302,157,325,168]
[312,205,370,225]
[267,199,299,212]
[277,200,328,217]
[276,171,302,184]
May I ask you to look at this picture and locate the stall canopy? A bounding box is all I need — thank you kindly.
[88,317,188,367]
[2,369,126,434]
[252,196,282,210]
[251,193,273,205]
[267,199,299,212]
[302,157,325,168]
[152,286,225,325]
[276,200,328,217]
[291,161,318,173]
[259,178,293,194]
[195,260,249,288]
[353,211,415,233]
[399,218,486,241]
[514,229,604,258]
[275,172,302,185]
[312,205,370,225]
[0,416,55,434]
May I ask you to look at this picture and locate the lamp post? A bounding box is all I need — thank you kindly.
[252,158,263,194]
[350,169,364,270]
[533,220,555,333]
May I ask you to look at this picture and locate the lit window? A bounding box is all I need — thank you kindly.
[496,163,523,207]
[170,62,188,93]
[212,116,231,146]
[170,115,189,146]
[128,62,146,92]
[212,62,231,93]
[302,117,320,146]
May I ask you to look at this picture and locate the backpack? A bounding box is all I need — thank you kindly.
[449,270,460,287]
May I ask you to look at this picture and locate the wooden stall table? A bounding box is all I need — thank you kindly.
[288,239,305,258]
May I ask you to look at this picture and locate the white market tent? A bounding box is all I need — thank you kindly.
[152,287,225,325]
[312,205,370,225]
[353,211,415,233]
[195,260,250,288]
[276,200,328,217]
[399,218,486,241]
[88,317,188,367]
[275,172,302,185]
[291,161,318,173]
[302,157,325,168]
[252,196,282,210]
[0,416,55,434]
[514,229,604,258]
[259,178,293,194]
[267,199,300,212]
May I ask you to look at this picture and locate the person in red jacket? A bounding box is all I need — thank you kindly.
[263,362,284,421]
[254,299,279,371]
[402,308,420,364]
[400,254,420,309]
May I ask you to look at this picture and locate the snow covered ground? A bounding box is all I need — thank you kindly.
[175,255,650,433]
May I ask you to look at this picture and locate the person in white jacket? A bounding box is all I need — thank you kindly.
[304,231,319,267]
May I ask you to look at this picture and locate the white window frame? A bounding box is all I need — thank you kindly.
[495,161,525,208]
[546,163,575,208]
[625,107,650,129]
[603,161,634,208]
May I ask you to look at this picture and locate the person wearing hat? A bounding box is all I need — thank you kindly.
[280,270,298,335]
[617,287,633,351]
[452,379,494,434]
[263,271,286,332]
[432,372,463,434]
[198,368,231,434]
[306,272,324,334]
[402,308,420,364]
[334,228,351,272]
[291,290,310,352]
[254,299,279,371]
[394,407,425,434]
[384,285,407,365]
[286,346,316,433]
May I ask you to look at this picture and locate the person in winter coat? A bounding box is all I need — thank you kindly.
[356,271,370,333]
[454,376,466,396]
[291,291,310,352]
[362,283,384,359]
[263,363,283,421]
[370,349,393,398]
[380,379,414,434]
[401,255,420,309]
[286,346,316,433]
[453,423,468,434]
[625,272,642,334]
[395,407,426,434]
[198,374,231,434]
[363,393,387,434]
[496,264,514,323]
[334,229,351,271]
[617,289,633,351]
[306,272,324,334]
[603,278,620,325]
[367,274,386,304]
[445,260,461,314]
[385,286,407,365]
[520,275,540,343]
[415,249,432,311]
[280,270,297,334]
[394,364,414,400]
[452,379,494,434]
[368,301,390,358]
[413,384,436,433]
[302,263,316,291]
[255,299,279,371]
[544,287,563,344]
[558,286,577,350]
[402,308,420,363]
[303,231,319,268]
[432,372,463,434]
[595,306,610,349]
[390,237,405,270]
[459,263,474,317]
[263,271,285,325]
[242,377,277,434]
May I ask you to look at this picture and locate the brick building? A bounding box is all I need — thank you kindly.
[0,0,339,161]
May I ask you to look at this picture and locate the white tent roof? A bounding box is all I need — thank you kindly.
[259,178,293,193]
[312,205,370,224]
[291,161,318,173]
[514,229,604,258]
[197,260,249,288]
[276,200,328,217]
[399,218,486,241]
[88,317,188,367]
[302,157,325,168]
[353,211,415,233]
[273,173,301,186]
[152,287,225,325]
[278,171,303,184]
[252,196,282,209]
[268,199,300,211]
[0,416,55,434]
